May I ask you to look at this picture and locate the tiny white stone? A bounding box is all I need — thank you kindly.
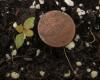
[10,45,13,49]
[39,0,44,4]
[39,71,45,77]
[6,11,9,14]
[11,49,17,56]
[13,22,17,28]
[91,70,98,79]
[35,4,40,9]
[6,73,10,77]
[74,34,80,42]
[55,1,59,5]
[61,7,66,11]
[87,68,91,72]
[96,6,100,10]
[76,61,82,67]
[74,70,77,75]
[21,67,24,71]
[88,21,91,24]
[98,14,100,17]
[64,0,74,6]
[30,1,36,9]
[77,8,85,16]
[26,41,30,46]
[30,5,35,9]
[64,70,71,78]
[93,62,96,65]
[85,42,90,47]
[11,72,20,79]
[66,41,75,50]
[79,3,83,7]
[5,54,11,60]
[36,49,41,56]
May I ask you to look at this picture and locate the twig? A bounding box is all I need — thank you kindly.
[89,29,96,43]
[64,48,75,75]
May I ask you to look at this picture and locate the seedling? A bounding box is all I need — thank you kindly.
[14,17,35,49]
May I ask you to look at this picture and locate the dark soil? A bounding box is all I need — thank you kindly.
[0,0,100,80]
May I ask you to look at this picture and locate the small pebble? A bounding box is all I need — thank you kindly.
[35,4,40,9]
[77,8,86,16]
[30,1,36,9]
[91,70,98,79]
[39,70,45,77]
[79,3,83,7]
[87,68,91,72]
[11,72,20,79]
[5,54,11,60]
[10,45,13,49]
[13,22,17,28]
[39,0,44,4]
[64,0,74,6]
[74,34,80,42]
[76,61,82,67]
[36,49,41,56]
[96,6,100,10]
[21,67,24,71]
[61,7,66,12]
[55,1,59,5]
[85,42,90,47]
[26,41,30,46]
[6,73,10,77]
[64,70,71,78]
[11,49,17,56]
[66,41,75,50]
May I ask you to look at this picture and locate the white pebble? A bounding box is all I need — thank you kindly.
[21,67,24,71]
[35,4,40,9]
[6,73,10,77]
[77,8,86,16]
[5,54,11,60]
[36,49,41,56]
[61,7,66,12]
[11,49,17,56]
[87,68,91,72]
[55,1,59,5]
[64,0,74,6]
[26,41,30,46]
[91,70,98,79]
[30,1,36,9]
[39,71,45,77]
[66,41,75,50]
[76,61,82,67]
[93,62,96,66]
[39,0,44,4]
[74,34,80,42]
[85,42,90,47]
[13,22,17,28]
[79,3,83,7]
[98,14,100,17]
[64,70,70,78]
[96,6,100,10]
[11,72,20,79]
[10,45,13,49]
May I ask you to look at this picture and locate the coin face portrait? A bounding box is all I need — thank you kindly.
[38,10,75,47]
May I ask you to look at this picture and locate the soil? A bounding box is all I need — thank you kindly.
[0,0,100,80]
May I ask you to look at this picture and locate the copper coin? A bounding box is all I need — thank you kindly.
[38,10,75,47]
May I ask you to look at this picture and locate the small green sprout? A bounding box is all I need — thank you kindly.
[14,17,35,49]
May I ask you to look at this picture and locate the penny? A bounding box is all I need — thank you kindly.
[38,10,75,47]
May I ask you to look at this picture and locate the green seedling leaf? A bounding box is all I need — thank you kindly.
[15,24,23,33]
[24,17,35,29]
[15,33,25,49]
[24,29,34,37]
